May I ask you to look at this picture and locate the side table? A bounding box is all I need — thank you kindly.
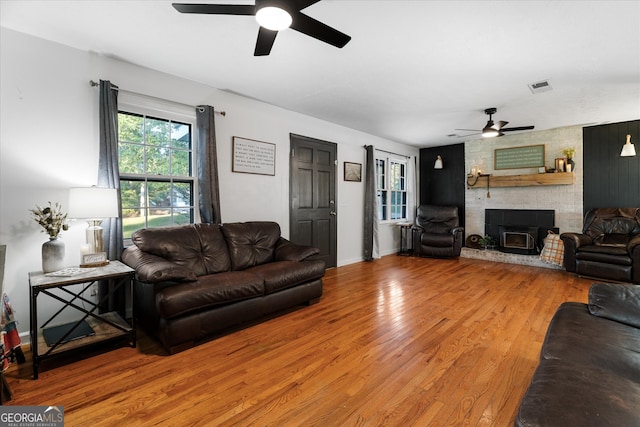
[29,260,135,379]
[397,222,414,256]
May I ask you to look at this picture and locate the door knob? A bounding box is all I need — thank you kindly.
[330,211,337,216]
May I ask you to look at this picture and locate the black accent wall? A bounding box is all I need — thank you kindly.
[584,120,640,213]
[419,143,466,227]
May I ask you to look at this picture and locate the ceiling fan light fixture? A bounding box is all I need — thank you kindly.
[256,6,292,31]
[482,129,499,138]
[482,122,499,138]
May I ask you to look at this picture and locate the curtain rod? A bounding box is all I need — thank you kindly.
[364,145,411,159]
[89,80,226,116]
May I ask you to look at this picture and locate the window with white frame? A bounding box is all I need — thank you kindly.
[117,109,196,239]
[376,155,408,221]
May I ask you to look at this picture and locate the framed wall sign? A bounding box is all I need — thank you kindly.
[494,144,545,170]
[232,137,276,176]
[344,162,362,182]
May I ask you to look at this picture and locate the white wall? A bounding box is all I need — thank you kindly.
[464,125,584,236]
[0,28,418,340]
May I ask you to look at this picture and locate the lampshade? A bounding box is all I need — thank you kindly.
[434,155,443,169]
[620,134,636,157]
[256,5,292,31]
[68,187,118,219]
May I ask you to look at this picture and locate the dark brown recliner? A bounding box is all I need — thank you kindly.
[412,205,464,257]
[560,208,640,284]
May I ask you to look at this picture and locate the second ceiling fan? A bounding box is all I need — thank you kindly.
[457,108,535,138]
[172,0,351,56]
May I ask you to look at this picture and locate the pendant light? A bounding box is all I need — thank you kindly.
[434,155,443,169]
[620,134,636,157]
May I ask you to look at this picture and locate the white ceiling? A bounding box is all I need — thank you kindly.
[2,0,639,147]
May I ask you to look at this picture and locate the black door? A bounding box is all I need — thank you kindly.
[289,134,337,268]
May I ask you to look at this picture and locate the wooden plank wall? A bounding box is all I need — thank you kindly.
[583,119,640,213]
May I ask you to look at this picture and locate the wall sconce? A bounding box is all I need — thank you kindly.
[620,134,636,157]
[434,155,443,169]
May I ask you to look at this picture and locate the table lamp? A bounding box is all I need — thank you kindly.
[68,187,118,254]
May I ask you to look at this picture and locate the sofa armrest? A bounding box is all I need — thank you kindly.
[560,232,593,272]
[560,232,593,248]
[274,238,320,262]
[121,246,197,283]
[627,234,640,253]
[588,282,640,328]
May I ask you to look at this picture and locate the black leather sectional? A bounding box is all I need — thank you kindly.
[515,282,640,426]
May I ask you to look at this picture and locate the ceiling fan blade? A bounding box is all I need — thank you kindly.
[172,3,255,15]
[501,126,535,132]
[457,132,481,137]
[494,120,508,130]
[254,27,278,56]
[290,12,351,48]
[455,128,481,132]
[293,0,322,10]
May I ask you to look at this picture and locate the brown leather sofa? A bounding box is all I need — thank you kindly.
[412,205,464,257]
[561,208,640,284]
[121,221,325,353]
[515,282,640,426]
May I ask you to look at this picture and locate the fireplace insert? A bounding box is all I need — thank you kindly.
[485,209,557,255]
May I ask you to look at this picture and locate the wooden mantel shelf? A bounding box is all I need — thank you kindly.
[467,172,574,189]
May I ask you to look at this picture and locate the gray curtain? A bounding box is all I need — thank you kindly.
[98,80,123,261]
[363,145,377,261]
[196,106,222,224]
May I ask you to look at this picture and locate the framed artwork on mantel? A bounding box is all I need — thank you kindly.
[232,137,276,176]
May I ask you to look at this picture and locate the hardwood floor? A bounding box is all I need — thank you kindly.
[4,256,593,426]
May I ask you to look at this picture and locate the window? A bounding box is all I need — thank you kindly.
[376,155,408,221]
[118,111,195,239]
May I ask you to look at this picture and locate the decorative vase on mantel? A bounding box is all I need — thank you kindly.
[42,237,65,273]
[567,158,576,173]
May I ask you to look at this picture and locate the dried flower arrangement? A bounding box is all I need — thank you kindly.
[30,202,69,239]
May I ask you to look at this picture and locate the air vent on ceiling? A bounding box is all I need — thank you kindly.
[528,80,553,94]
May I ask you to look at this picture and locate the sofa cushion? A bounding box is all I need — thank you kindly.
[576,246,632,265]
[194,223,232,274]
[247,259,326,294]
[595,233,630,246]
[222,222,281,270]
[132,224,231,276]
[540,302,640,378]
[121,246,197,283]
[420,233,454,247]
[515,360,640,427]
[589,282,640,329]
[156,271,264,319]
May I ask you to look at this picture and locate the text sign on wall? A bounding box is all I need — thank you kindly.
[494,144,545,170]
[232,136,276,176]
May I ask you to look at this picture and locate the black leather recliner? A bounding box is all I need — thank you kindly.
[412,205,464,258]
[560,208,640,284]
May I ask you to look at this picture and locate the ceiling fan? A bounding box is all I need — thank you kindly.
[172,0,352,56]
[456,108,535,138]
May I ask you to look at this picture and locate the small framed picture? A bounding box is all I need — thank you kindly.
[80,252,109,268]
[344,162,362,182]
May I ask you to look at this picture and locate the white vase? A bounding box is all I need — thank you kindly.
[42,237,65,273]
